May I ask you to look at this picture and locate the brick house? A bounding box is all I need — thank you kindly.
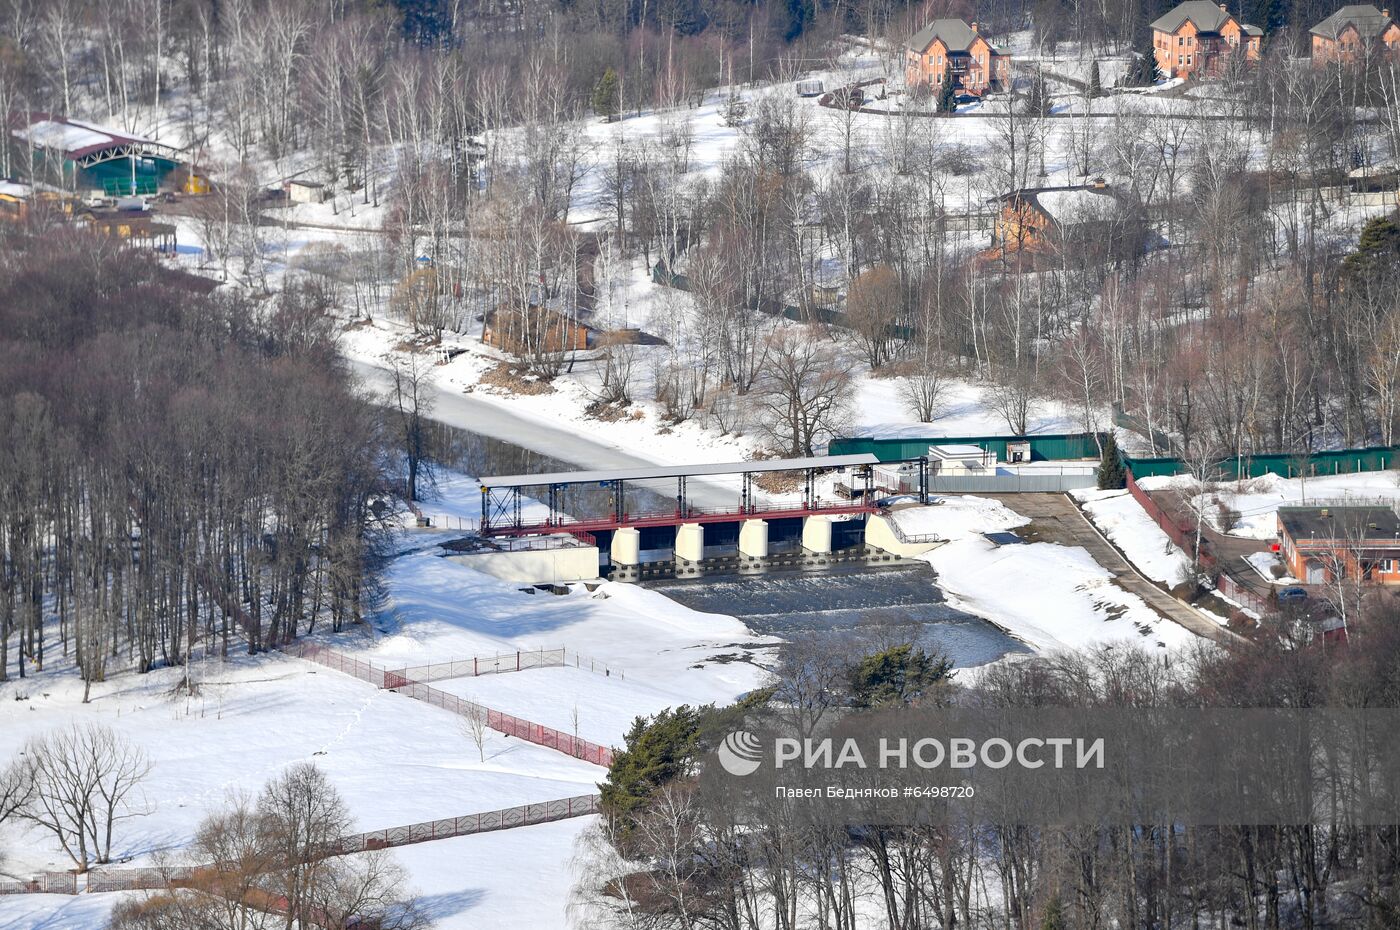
[1310,5,1400,64]
[1150,1,1262,79]
[1276,505,1400,585]
[904,19,1011,96]
[987,180,1148,261]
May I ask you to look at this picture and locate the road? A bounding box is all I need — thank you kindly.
[346,357,744,509]
[985,493,1244,645]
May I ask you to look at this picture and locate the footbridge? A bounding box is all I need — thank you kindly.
[477,454,936,581]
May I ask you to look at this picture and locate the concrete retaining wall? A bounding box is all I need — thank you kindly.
[449,547,601,584]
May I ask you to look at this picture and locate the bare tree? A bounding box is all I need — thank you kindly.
[110,768,428,930]
[389,351,436,503]
[753,327,855,456]
[21,723,151,871]
[462,702,489,763]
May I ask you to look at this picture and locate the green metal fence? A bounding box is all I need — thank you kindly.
[1124,446,1400,480]
[829,432,1106,462]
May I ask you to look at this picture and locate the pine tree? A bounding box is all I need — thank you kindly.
[936,77,957,114]
[599,705,704,842]
[1097,432,1127,490]
[849,644,954,707]
[1040,894,1068,930]
[1087,60,1102,98]
[592,67,620,122]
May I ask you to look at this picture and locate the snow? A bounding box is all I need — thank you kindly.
[1245,550,1296,584]
[891,495,1028,542]
[0,456,774,929]
[1072,488,1193,587]
[928,538,1196,653]
[14,119,113,152]
[894,497,1195,652]
[1034,188,1119,223]
[1138,470,1400,539]
[850,374,1086,439]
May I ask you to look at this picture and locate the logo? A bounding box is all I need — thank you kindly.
[717,730,764,777]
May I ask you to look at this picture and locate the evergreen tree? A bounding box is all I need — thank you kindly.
[1040,894,1068,930]
[849,644,953,707]
[1087,60,1102,98]
[592,67,621,122]
[936,77,957,114]
[1023,70,1050,117]
[1129,35,1159,86]
[1343,215,1400,280]
[599,705,704,843]
[1097,432,1127,490]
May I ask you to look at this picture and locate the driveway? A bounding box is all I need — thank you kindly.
[984,493,1243,645]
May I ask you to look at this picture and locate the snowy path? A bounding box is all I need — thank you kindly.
[348,358,749,510]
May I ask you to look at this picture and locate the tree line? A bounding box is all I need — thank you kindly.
[580,610,1400,930]
[0,230,390,689]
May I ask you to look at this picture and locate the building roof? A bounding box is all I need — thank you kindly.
[1310,4,1395,39]
[480,454,880,489]
[1000,183,1127,225]
[1278,505,1400,544]
[1150,1,1242,34]
[8,112,181,162]
[907,18,982,53]
[929,444,990,459]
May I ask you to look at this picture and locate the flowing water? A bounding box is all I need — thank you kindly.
[642,563,1030,669]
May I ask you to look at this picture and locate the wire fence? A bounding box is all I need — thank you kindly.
[385,647,624,685]
[72,795,602,897]
[334,794,601,853]
[286,643,615,767]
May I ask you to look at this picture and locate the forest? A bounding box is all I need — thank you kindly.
[583,613,1400,930]
[0,231,389,689]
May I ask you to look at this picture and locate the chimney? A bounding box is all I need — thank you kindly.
[971,20,979,33]
[1092,177,1108,189]
[1219,2,1227,11]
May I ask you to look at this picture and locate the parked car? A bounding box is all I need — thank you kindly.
[1278,586,1308,602]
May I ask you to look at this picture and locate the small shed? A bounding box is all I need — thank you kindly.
[286,179,327,204]
[927,444,996,475]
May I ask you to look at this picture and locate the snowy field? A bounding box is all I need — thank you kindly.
[1139,470,1400,540]
[1072,488,1193,587]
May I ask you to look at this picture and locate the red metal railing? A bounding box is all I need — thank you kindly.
[491,499,878,537]
[287,643,614,767]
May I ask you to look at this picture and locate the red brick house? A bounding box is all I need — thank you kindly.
[904,19,1011,96]
[1276,505,1400,585]
[1151,1,1262,79]
[1310,5,1400,64]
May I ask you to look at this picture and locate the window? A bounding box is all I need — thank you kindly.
[1186,54,1192,65]
[1178,35,1185,46]
[1382,559,1397,573]
[1178,54,1184,65]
